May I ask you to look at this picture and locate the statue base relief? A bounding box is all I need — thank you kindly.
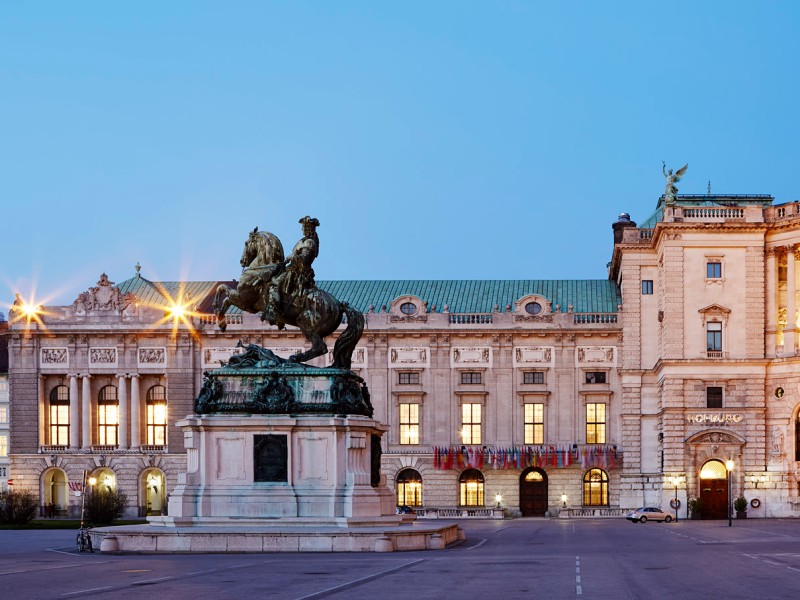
[91,350,460,552]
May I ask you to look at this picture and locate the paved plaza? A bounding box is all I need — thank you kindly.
[3,518,800,599]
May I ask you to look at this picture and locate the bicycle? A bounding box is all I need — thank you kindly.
[76,527,94,553]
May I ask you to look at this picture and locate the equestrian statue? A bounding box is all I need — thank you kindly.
[212,217,364,370]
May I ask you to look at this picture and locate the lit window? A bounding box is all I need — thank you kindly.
[0,434,7,457]
[97,385,119,447]
[707,322,722,352]
[399,403,419,445]
[586,403,606,444]
[585,371,607,384]
[459,469,485,506]
[461,372,482,385]
[49,385,70,446]
[396,469,423,506]
[0,405,7,423]
[642,280,654,294]
[707,387,723,409]
[524,403,544,445]
[523,371,544,385]
[398,372,420,385]
[707,262,722,278]
[146,385,168,446]
[461,403,481,445]
[583,468,609,506]
[400,302,418,315]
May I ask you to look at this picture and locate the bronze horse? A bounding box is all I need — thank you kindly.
[212,227,364,370]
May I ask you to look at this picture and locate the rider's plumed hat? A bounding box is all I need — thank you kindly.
[299,216,320,228]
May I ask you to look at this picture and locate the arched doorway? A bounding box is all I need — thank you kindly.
[141,469,166,516]
[458,469,485,507]
[699,459,728,519]
[396,469,422,507]
[43,469,67,516]
[519,468,548,516]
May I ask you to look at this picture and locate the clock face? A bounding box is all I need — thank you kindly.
[775,387,785,398]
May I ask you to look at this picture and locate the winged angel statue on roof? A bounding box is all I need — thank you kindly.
[662,162,688,205]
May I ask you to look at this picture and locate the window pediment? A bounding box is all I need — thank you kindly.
[698,304,731,325]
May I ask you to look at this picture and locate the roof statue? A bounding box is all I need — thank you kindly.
[212,217,364,370]
[662,162,688,205]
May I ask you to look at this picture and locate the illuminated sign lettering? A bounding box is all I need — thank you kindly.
[687,413,743,424]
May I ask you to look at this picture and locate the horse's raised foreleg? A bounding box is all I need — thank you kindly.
[289,333,328,364]
[213,284,235,331]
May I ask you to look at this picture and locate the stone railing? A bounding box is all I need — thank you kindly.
[574,313,617,324]
[415,507,505,519]
[198,313,243,326]
[681,207,745,220]
[766,202,800,221]
[40,445,72,454]
[139,445,168,454]
[705,350,726,359]
[449,313,493,325]
[567,507,628,518]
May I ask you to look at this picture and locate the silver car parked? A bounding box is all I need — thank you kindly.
[625,506,673,523]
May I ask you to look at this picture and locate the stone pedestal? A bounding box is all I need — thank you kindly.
[162,413,398,526]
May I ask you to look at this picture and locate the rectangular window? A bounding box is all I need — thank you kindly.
[707,387,723,409]
[49,385,70,446]
[523,371,544,385]
[0,467,6,477]
[524,403,544,444]
[642,280,654,295]
[585,371,607,384]
[460,372,482,385]
[461,403,482,445]
[586,403,606,444]
[707,262,722,278]
[398,372,420,385]
[98,387,119,447]
[147,402,168,446]
[0,434,7,457]
[399,403,420,445]
[0,405,7,423]
[707,322,722,352]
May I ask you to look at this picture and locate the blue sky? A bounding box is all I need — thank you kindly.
[2,2,799,308]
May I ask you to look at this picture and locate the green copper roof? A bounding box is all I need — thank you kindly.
[117,275,621,314]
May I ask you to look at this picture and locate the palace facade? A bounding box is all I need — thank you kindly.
[7,193,800,519]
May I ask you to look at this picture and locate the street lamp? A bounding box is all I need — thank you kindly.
[79,471,97,529]
[725,459,735,527]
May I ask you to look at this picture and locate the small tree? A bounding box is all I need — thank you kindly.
[0,489,38,525]
[734,496,748,513]
[85,488,128,525]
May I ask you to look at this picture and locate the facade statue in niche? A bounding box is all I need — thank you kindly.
[771,426,784,454]
[72,273,136,314]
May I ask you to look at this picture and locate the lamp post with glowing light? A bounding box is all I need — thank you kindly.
[670,475,684,522]
[726,459,734,527]
[79,470,97,529]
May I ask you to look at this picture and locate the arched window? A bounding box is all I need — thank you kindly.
[93,468,116,493]
[49,385,70,446]
[459,469,485,507]
[97,385,119,447]
[699,459,726,480]
[795,413,800,462]
[583,468,609,506]
[396,469,423,507]
[146,385,168,447]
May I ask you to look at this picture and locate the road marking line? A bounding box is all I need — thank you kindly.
[0,561,112,576]
[295,559,426,600]
[787,567,800,572]
[466,539,487,550]
[763,560,781,566]
[61,586,116,597]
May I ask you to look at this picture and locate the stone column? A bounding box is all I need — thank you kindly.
[130,375,141,449]
[81,375,92,450]
[118,374,129,449]
[766,248,777,354]
[786,246,797,354]
[69,375,80,449]
[38,376,46,447]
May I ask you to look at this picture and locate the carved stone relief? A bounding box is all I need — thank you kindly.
[41,348,68,366]
[89,348,118,365]
[327,346,367,367]
[576,346,616,364]
[139,347,167,366]
[451,347,491,366]
[72,273,136,315]
[513,346,554,366]
[388,347,429,367]
[201,346,243,367]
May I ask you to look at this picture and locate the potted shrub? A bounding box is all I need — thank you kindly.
[734,496,748,519]
[688,498,703,519]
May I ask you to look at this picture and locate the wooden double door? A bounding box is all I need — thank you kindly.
[700,478,728,519]
[520,468,548,516]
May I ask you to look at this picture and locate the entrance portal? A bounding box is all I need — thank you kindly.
[519,468,548,516]
[699,460,728,519]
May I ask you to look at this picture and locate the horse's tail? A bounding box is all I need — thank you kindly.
[332,303,364,370]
